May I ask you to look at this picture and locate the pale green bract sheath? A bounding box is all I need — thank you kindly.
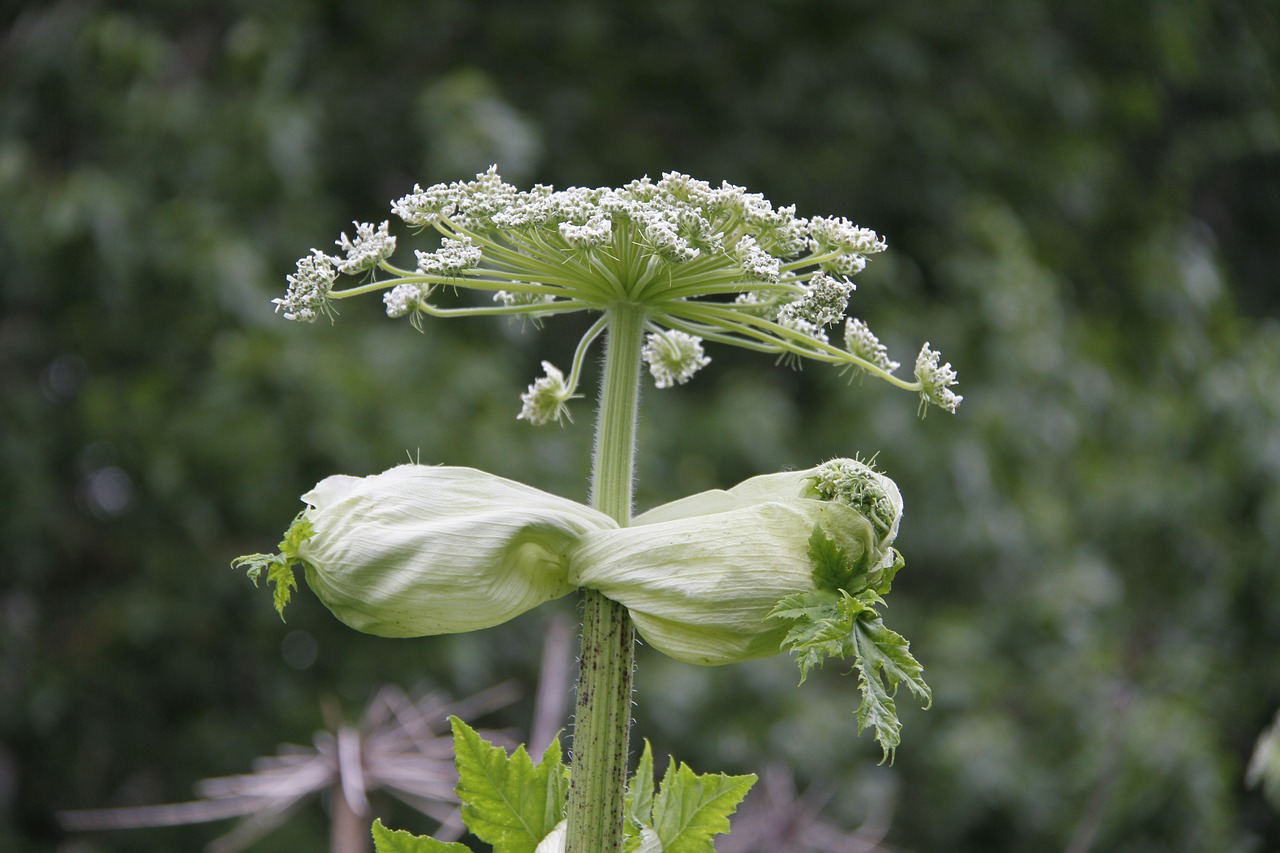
[569,465,899,665]
[236,459,928,756]
[293,465,616,636]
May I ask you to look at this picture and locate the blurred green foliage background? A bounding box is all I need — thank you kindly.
[3,0,1279,850]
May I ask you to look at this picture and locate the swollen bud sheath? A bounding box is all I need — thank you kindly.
[295,465,616,637]
[568,462,903,665]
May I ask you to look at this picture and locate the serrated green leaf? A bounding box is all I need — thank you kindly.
[769,590,869,682]
[770,590,930,763]
[450,717,567,853]
[279,511,315,556]
[808,525,857,591]
[231,512,313,620]
[231,552,298,620]
[650,758,755,853]
[849,614,932,764]
[266,559,298,617]
[625,740,656,829]
[371,818,472,852]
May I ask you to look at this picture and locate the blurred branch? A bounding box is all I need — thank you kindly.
[58,683,517,852]
[530,611,575,758]
[718,763,900,853]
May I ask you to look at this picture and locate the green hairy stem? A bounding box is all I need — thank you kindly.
[567,304,646,853]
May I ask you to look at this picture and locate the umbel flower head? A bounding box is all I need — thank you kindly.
[276,167,959,419]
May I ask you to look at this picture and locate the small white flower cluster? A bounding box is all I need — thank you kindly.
[781,273,854,327]
[414,235,483,277]
[391,183,457,228]
[383,283,431,319]
[808,216,887,254]
[558,215,613,249]
[844,318,900,373]
[274,249,337,322]
[642,329,711,389]
[776,272,855,343]
[808,216,886,277]
[393,165,519,229]
[640,216,701,264]
[493,290,556,308]
[518,361,577,426]
[914,342,963,414]
[736,235,781,282]
[334,221,397,275]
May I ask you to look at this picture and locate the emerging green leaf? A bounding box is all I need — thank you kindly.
[624,741,657,832]
[808,525,869,592]
[849,614,931,763]
[371,818,472,853]
[769,589,930,763]
[770,591,870,683]
[231,511,314,619]
[649,758,755,853]
[625,827,663,853]
[450,717,568,853]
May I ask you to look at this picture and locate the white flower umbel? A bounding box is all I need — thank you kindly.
[844,317,900,374]
[274,249,337,322]
[518,361,579,426]
[277,167,960,419]
[914,342,963,414]
[335,221,397,276]
[641,329,711,389]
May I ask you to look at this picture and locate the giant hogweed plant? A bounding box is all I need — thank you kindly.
[236,169,960,853]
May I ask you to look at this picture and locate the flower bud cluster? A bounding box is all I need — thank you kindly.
[844,318,900,374]
[391,183,457,228]
[642,330,711,389]
[274,250,337,322]
[383,283,431,319]
[494,290,556,308]
[914,342,963,414]
[414,236,482,277]
[777,272,855,330]
[558,215,613,249]
[335,221,397,275]
[518,362,577,425]
[735,235,781,282]
[808,457,903,549]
